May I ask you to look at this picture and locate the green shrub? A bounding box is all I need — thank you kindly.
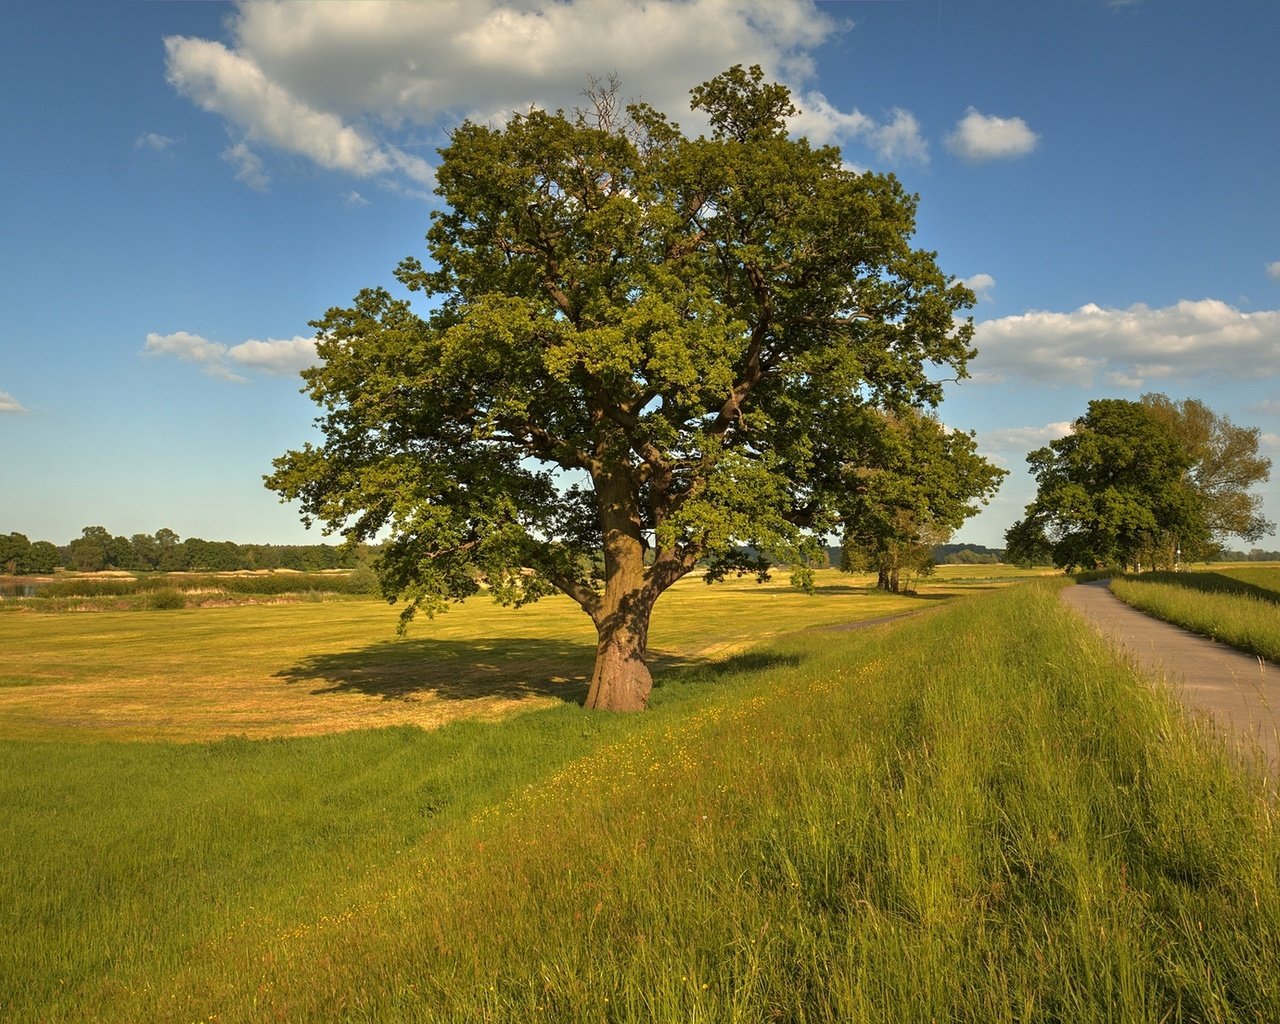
[147,589,186,610]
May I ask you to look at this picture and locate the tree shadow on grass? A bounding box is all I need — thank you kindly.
[275,636,804,706]
[1140,571,1280,605]
[276,636,602,705]
[810,584,954,600]
[658,648,803,680]
[277,636,728,706]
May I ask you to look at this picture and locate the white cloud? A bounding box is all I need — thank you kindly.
[144,331,318,381]
[980,422,1075,452]
[961,273,996,302]
[945,107,1039,162]
[973,298,1280,387]
[134,132,178,151]
[165,33,434,188]
[1249,398,1280,417]
[0,390,28,414]
[790,96,927,163]
[1261,432,1280,452]
[870,108,928,164]
[165,0,925,191]
[342,190,371,209]
[223,141,269,190]
[144,331,248,382]
[226,336,319,376]
[1266,260,1280,280]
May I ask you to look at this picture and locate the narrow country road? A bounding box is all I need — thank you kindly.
[1062,580,1280,774]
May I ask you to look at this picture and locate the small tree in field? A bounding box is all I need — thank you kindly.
[836,409,1006,592]
[268,67,989,711]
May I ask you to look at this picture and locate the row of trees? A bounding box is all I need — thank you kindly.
[0,527,365,576]
[1005,395,1272,571]
[1215,548,1280,562]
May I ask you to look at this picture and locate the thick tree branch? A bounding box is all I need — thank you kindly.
[545,571,601,616]
[493,418,599,474]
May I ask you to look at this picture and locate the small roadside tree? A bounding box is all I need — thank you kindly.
[1005,399,1211,571]
[268,66,987,711]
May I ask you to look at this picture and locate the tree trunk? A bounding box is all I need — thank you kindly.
[584,609,653,711]
[583,468,657,712]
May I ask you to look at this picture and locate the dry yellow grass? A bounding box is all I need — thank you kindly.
[0,567,1037,742]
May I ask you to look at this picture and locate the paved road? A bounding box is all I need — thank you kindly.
[1062,580,1280,773]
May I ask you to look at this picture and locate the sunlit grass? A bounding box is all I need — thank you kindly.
[3,582,1278,1022]
[0,568,993,743]
[1110,566,1280,663]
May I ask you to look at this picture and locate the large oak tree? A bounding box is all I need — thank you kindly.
[268,67,988,711]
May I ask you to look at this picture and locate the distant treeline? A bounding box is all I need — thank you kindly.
[1213,549,1280,562]
[0,527,371,575]
[932,543,1004,564]
[823,543,1005,567]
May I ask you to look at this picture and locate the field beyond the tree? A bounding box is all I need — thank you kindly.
[3,569,1278,1022]
[0,565,1039,742]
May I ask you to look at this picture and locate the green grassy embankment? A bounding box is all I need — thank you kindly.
[3,581,1277,1022]
[1110,566,1280,664]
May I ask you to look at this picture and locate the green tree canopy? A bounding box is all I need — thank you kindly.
[1005,398,1217,571]
[838,410,1006,592]
[1139,393,1273,548]
[66,526,111,573]
[268,66,992,711]
[25,541,59,575]
[0,533,31,575]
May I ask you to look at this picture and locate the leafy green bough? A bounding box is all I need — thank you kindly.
[269,67,993,711]
[1006,396,1272,572]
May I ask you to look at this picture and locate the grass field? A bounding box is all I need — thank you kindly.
[0,567,1044,742]
[1109,565,1280,664]
[3,571,1279,1021]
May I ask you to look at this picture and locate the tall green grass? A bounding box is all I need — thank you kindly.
[1215,565,1280,598]
[1111,570,1280,663]
[3,583,1278,1022]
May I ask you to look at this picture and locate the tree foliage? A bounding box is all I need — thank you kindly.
[268,66,993,711]
[0,533,31,575]
[1005,395,1271,572]
[0,526,366,576]
[837,410,1006,591]
[1139,393,1273,545]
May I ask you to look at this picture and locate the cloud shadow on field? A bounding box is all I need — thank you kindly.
[1143,571,1280,605]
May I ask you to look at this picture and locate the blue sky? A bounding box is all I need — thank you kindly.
[3,0,1278,550]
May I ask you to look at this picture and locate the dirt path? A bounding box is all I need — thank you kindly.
[1062,580,1280,773]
